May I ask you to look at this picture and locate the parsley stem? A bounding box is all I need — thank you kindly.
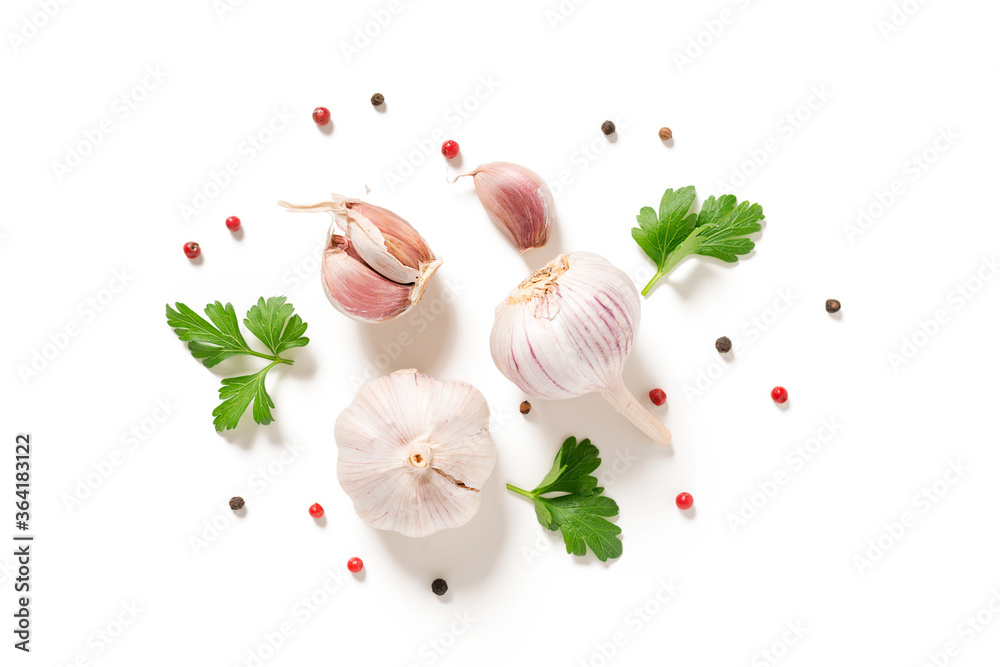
[640,270,665,296]
[247,350,293,365]
[505,483,535,499]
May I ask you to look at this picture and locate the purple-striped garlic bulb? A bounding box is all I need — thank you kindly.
[278,196,441,323]
[490,252,671,444]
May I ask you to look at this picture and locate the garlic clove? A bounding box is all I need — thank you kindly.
[279,195,433,285]
[279,195,441,323]
[335,369,496,538]
[343,202,430,285]
[349,201,434,269]
[321,235,417,322]
[464,162,554,253]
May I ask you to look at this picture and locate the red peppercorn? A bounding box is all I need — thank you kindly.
[347,557,364,573]
[649,388,667,406]
[225,216,241,231]
[771,386,788,404]
[441,140,459,159]
[183,242,201,259]
[308,503,324,518]
[312,107,331,126]
[675,492,694,510]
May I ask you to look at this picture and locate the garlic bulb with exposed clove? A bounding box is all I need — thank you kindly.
[335,369,496,537]
[490,252,671,444]
[278,196,442,323]
[457,162,554,253]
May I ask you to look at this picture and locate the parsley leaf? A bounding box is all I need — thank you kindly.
[212,368,276,431]
[243,297,310,357]
[507,437,623,562]
[166,298,309,431]
[533,437,602,496]
[536,493,622,560]
[631,186,764,296]
[165,301,255,367]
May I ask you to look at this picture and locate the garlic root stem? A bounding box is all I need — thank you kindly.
[277,200,340,214]
[600,376,672,445]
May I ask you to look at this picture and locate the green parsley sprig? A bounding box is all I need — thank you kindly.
[165,297,309,431]
[632,185,765,296]
[507,437,622,562]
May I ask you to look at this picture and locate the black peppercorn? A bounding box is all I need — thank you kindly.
[715,336,732,354]
[601,120,616,135]
[826,299,841,313]
[519,400,532,415]
[229,496,245,511]
[431,578,448,596]
[371,93,384,107]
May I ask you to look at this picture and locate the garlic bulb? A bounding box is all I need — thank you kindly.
[491,252,671,444]
[278,196,442,322]
[335,369,496,537]
[459,162,554,252]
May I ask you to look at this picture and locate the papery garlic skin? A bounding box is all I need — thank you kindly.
[279,196,441,323]
[335,369,496,537]
[465,162,554,253]
[491,252,671,444]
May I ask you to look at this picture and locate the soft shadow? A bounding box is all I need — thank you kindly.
[284,347,318,381]
[523,211,564,274]
[621,354,675,458]
[218,414,286,449]
[205,356,257,378]
[530,394,672,486]
[356,279,456,376]
[375,454,508,589]
[203,347,315,448]
[231,228,245,242]
[654,220,765,299]
[662,260,722,300]
[374,102,387,114]
[319,122,333,136]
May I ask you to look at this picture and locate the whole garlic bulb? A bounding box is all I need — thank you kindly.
[459,162,554,253]
[335,369,496,537]
[278,196,442,322]
[491,252,671,444]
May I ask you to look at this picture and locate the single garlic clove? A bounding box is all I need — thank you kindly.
[465,162,554,253]
[349,201,434,270]
[279,195,433,285]
[336,369,496,538]
[321,235,431,323]
[344,201,434,284]
[279,195,441,323]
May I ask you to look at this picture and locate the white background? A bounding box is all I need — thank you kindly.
[3,0,1000,665]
